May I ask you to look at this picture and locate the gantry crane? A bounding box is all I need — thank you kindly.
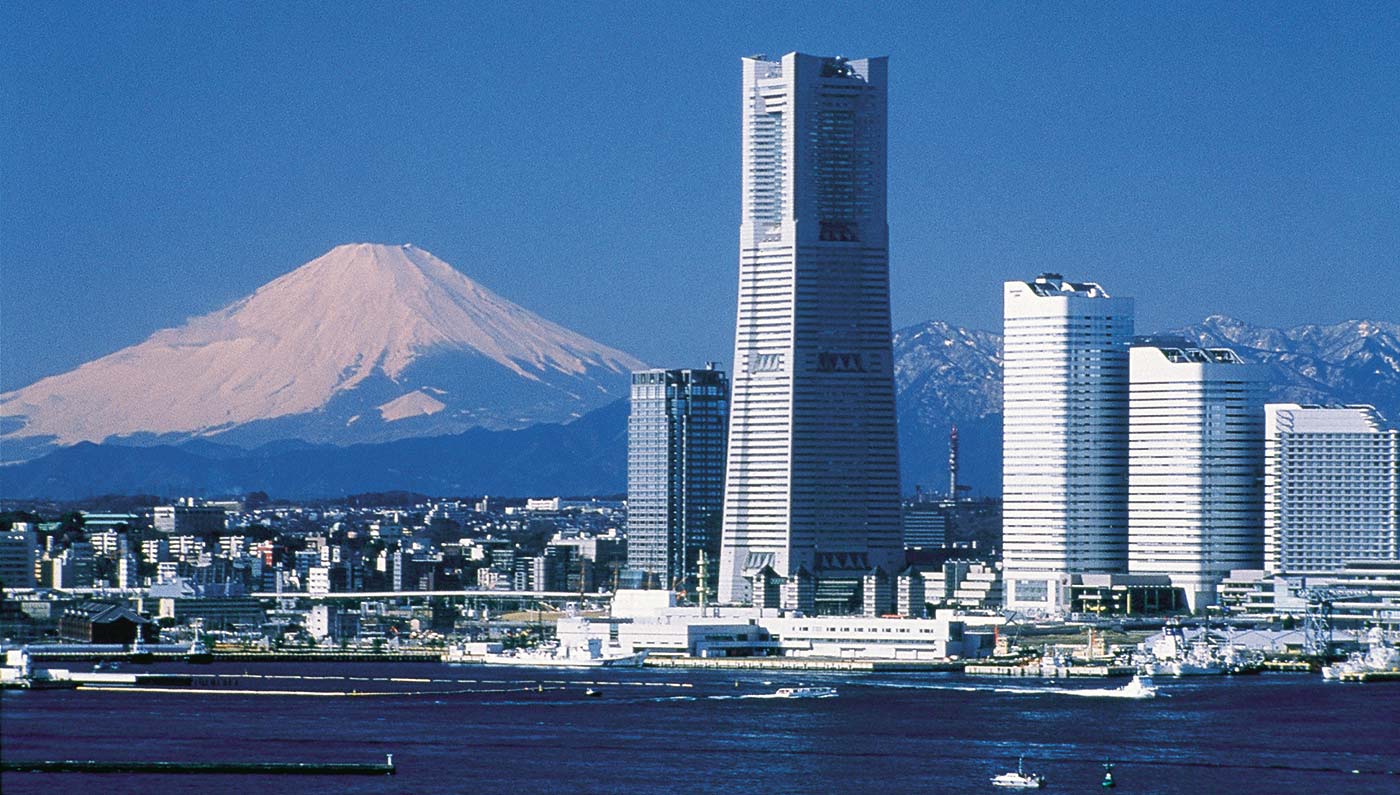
[1298,586,1369,657]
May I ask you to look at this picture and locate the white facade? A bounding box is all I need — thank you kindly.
[1128,344,1267,611]
[307,566,331,596]
[153,504,227,535]
[1002,275,1134,612]
[556,591,985,660]
[1264,405,1399,574]
[719,53,902,605]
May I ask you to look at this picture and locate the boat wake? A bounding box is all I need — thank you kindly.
[865,680,1162,700]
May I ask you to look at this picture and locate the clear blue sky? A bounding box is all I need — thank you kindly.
[3,2,1397,392]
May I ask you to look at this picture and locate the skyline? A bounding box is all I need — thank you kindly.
[4,4,1400,394]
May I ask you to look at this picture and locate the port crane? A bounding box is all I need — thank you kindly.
[1298,586,1369,657]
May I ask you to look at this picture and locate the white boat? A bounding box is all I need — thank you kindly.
[773,686,838,699]
[482,639,647,668]
[991,756,1044,789]
[1118,674,1157,699]
[1144,628,1224,676]
[1323,627,1400,680]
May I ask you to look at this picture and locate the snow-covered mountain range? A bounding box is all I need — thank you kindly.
[890,314,1400,496]
[0,243,644,460]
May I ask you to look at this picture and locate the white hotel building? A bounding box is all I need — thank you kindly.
[1002,275,1134,612]
[719,53,902,607]
[1127,343,1267,611]
[1264,404,1399,575]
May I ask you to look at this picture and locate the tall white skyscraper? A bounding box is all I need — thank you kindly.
[1128,343,1267,611]
[1002,275,1134,612]
[718,53,902,608]
[1264,404,1399,575]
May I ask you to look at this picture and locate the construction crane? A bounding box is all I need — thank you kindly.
[1298,586,1369,657]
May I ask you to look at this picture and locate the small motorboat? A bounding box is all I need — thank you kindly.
[1101,761,1116,788]
[991,756,1044,789]
[1119,674,1157,699]
[583,687,602,698]
[773,686,838,699]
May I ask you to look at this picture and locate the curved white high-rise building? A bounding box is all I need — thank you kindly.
[1127,343,1267,611]
[718,53,902,607]
[1002,275,1134,612]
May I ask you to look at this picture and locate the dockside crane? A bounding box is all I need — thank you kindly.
[1298,586,1369,657]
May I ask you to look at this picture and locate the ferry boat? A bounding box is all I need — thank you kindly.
[482,639,647,668]
[991,756,1044,789]
[772,686,838,699]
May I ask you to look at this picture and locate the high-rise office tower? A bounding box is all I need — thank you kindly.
[626,365,729,593]
[1002,275,1134,612]
[1264,404,1399,575]
[718,53,902,606]
[1128,342,1267,611]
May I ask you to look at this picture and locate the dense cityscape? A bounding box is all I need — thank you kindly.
[3,53,1394,669]
[3,20,1399,795]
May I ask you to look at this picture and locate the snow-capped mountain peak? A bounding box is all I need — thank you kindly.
[1,243,645,457]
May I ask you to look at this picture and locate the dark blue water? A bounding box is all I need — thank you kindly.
[3,662,1398,794]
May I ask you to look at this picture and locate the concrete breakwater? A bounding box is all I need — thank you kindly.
[1,755,396,775]
[643,656,964,672]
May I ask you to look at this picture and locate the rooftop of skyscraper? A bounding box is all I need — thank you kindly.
[1025,273,1112,298]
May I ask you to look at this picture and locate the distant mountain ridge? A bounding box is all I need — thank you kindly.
[0,243,644,460]
[891,314,1400,497]
[1171,315,1400,414]
[3,314,1395,500]
[0,401,629,501]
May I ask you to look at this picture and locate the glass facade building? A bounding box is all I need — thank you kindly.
[626,365,729,593]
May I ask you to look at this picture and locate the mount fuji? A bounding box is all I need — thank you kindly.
[1,243,645,460]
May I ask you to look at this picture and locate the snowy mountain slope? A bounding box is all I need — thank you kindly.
[1171,315,1400,415]
[0,243,645,458]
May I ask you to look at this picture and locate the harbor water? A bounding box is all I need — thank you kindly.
[3,661,1398,794]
